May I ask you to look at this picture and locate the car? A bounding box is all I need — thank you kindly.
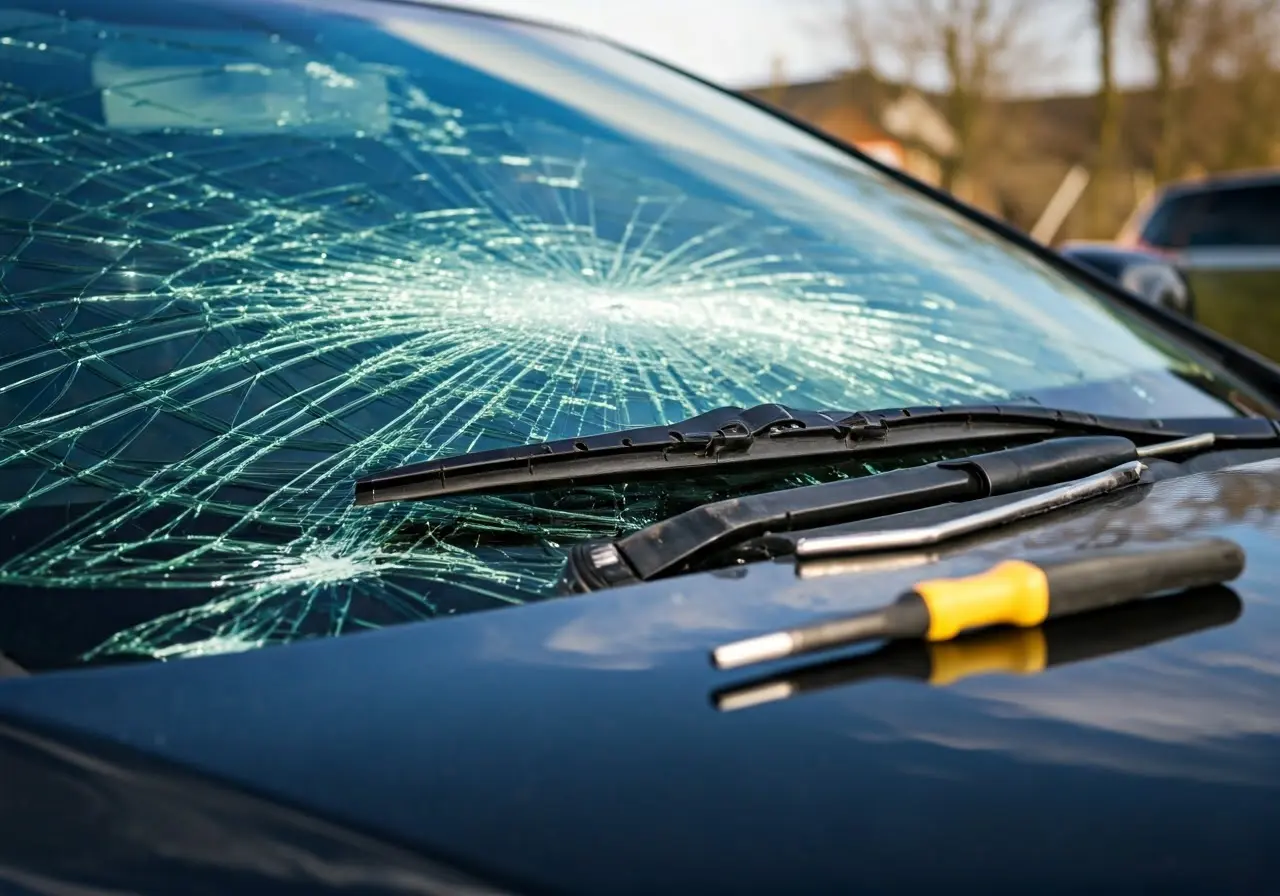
[1116,170,1280,359]
[1058,241,1193,315]
[2,0,1279,893]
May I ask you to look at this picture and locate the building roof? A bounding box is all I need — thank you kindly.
[747,71,956,157]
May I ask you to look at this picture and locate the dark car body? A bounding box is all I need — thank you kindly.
[1117,171,1280,359]
[3,453,1280,894]
[3,1,1280,893]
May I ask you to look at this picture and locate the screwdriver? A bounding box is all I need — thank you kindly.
[711,538,1245,670]
[713,585,1243,711]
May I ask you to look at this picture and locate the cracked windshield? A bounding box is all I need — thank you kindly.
[0,0,1246,670]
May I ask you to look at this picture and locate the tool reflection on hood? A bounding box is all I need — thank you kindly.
[712,538,1245,670]
[714,585,1243,712]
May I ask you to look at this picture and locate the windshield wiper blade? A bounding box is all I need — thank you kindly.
[352,403,1280,505]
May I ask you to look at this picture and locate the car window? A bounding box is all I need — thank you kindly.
[1143,183,1280,248]
[1188,185,1280,248]
[1139,192,1203,248]
[0,0,1258,670]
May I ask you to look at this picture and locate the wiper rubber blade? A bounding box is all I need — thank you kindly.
[352,403,1279,505]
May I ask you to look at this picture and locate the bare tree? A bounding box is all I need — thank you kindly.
[1143,0,1193,182]
[1188,0,1280,171]
[1088,0,1123,236]
[765,54,789,107]
[841,0,1043,195]
[1143,0,1280,180]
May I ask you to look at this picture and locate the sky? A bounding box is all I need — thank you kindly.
[436,0,1155,94]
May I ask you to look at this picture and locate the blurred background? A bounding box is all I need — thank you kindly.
[441,0,1279,246]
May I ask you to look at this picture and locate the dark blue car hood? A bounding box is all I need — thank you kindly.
[1,456,1279,894]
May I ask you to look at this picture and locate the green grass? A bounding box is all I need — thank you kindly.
[1184,270,1280,360]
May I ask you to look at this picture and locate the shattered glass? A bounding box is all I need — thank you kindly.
[0,0,1248,669]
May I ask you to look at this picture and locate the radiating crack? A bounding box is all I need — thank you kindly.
[0,2,1218,666]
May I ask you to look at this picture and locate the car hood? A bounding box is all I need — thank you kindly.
[1,457,1279,894]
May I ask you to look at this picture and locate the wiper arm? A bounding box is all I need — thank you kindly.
[353,403,1279,506]
[558,436,1159,593]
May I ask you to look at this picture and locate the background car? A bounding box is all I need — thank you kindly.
[1058,242,1194,316]
[1116,170,1280,358]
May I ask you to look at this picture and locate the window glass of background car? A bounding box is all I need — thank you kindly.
[1188,185,1280,247]
[1139,192,1202,248]
[1142,184,1280,248]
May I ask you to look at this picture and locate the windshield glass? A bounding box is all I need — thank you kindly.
[0,0,1255,670]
